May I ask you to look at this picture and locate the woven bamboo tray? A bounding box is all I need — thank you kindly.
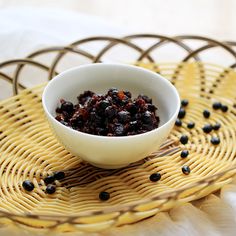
[1,35,236,233]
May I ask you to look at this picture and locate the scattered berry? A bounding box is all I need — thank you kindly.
[213,123,221,131]
[181,99,189,107]
[149,173,161,182]
[44,176,55,185]
[46,185,56,194]
[212,102,222,110]
[175,118,182,127]
[178,108,186,119]
[180,135,188,144]
[187,122,195,129]
[203,109,210,118]
[202,124,213,133]
[99,191,110,201]
[182,165,191,175]
[221,105,228,112]
[211,136,220,145]
[22,180,34,192]
[181,150,189,158]
[54,171,65,180]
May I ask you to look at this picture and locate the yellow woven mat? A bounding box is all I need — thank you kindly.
[0,62,236,232]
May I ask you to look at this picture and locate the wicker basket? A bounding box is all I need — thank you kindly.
[0,35,236,233]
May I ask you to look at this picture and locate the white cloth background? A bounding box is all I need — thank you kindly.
[0,7,236,236]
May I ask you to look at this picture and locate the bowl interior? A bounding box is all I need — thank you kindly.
[43,64,180,128]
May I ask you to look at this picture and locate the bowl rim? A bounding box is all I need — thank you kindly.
[42,63,180,139]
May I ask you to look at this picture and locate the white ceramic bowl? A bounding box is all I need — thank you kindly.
[42,63,180,169]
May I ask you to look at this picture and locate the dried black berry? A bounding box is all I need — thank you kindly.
[108,88,118,96]
[124,91,131,98]
[187,122,195,129]
[147,104,157,112]
[181,99,189,107]
[181,150,189,158]
[180,135,188,144]
[22,180,34,192]
[99,100,110,110]
[61,101,74,113]
[138,94,152,103]
[213,123,221,131]
[203,109,210,118]
[211,136,220,145]
[142,111,153,124]
[221,105,228,112]
[182,165,191,175]
[127,103,139,114]
[44,176,55,185]
[54,171,65,180]
[46,185,56,194]
[202,124,213,133]
[212,102,222,110]
[149,173,161,182]
[129,120,138,131]
[117,111,130,123]
[178,108,186,119]
[175,118,182,127]
[99,191,110,201]
[114,124,125,136]
[105,106,117,119]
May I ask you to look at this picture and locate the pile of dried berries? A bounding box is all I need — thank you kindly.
[55,88,160,136]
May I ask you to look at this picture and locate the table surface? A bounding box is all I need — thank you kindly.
[0,2,236,236]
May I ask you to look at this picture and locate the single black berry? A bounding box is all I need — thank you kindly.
[181,99,189,107]
[181,150,189,158]
[117,111,130,123]
[129,120,138,131]
[61,101,74,113]
[142,111,153,124]
[213,123,221,131]
[211,136,220,145]
[149,173,161,182]
[182,165,191,175]
[202,124,213,133]
[180,135,188,144]
[99,100,110,110]
[175,118,182,127]
[22,180,34,192]
[203,109,210,118]
[212,102,222,110]
[46,185,56,194]
[187,122,195,129]
[147,104,156,112]
[54,171,65,180]
[124,91,131,98]
[105,106,117,119]
[178,108,186,119]
[99,191,110,201]
[221,105,228,112]
[114,123,125,136]
[44,176,55,185]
